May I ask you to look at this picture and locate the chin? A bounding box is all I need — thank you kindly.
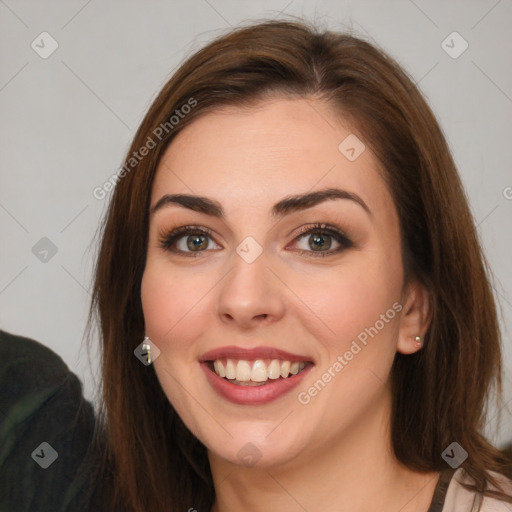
[200,422,309,469]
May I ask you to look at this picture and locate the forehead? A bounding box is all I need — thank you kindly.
[151,97,391,219]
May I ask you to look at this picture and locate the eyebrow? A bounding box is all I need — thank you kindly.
[150,187,372,219]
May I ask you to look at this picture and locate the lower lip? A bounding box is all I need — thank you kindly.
[200,362,313,405]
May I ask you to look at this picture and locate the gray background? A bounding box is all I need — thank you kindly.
[1,0,511,447]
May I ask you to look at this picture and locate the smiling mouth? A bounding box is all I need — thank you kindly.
[207,358,314,386]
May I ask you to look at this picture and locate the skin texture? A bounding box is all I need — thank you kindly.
[141,97,438,512]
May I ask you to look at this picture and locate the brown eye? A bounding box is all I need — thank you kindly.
[185,233,209,251]
[306,232,334,251]
[290,224,353,257]
[159,226,220,256]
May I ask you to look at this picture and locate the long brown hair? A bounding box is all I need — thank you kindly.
[86,18,512,511]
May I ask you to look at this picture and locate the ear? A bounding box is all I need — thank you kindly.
[396,277,432,355]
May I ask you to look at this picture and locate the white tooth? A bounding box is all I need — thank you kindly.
[298,362,305,371]
[280,360,291,378]
[268,359,281,379]
[251,360,268,382]
[225,359,236,379]
[236,360,252,382]
[214,360,225,377]
[290,362,300,375]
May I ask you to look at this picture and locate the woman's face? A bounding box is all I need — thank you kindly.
[141,97,421,468]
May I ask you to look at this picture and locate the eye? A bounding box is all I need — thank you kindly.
[158,223,353,258]
[288,223,353,257]
[158,225,221,256]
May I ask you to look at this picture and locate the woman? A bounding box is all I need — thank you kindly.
[85,18,512,511]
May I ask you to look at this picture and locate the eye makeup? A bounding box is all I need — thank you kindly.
[157,222,354,258]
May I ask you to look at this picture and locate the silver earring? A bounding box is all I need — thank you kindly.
[142,336,152,364]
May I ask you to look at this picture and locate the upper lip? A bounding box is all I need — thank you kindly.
[200,345,314,363]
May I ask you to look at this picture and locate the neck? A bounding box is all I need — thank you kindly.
[208,390,440,512]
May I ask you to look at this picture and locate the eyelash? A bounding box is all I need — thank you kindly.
[157,223,354,258]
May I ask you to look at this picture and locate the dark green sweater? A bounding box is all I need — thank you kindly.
[0,330,98,512]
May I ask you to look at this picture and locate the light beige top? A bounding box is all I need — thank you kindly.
[428,468,512,511]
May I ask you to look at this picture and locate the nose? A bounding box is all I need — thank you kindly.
[216,249,286,330]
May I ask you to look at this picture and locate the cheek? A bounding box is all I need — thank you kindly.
[140,259,219,432]
[294,251,402,359]
[140,261,213,358]
[291,254,402,417]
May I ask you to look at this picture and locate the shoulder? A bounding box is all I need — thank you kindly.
[0,328,70,389]
[0,329,98,512]
[0,329,87,425]
[443,467,512,511]
[480,470,512,511]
